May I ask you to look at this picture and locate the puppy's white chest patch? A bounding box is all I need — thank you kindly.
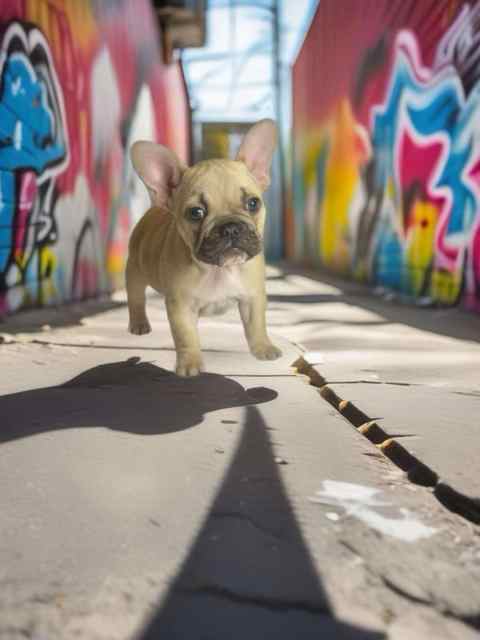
[195,265,246,305]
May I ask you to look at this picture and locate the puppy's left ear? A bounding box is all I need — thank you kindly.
[235,119,277,191]
[130,141,186,208]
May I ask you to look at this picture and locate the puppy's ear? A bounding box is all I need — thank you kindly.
[235,119,277,191]
[130,141,186,207]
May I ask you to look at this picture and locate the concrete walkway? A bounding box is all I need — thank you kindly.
[269,265,480,520]
[0,266,479,639]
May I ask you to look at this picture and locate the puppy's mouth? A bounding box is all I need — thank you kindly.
[196,220,262,267]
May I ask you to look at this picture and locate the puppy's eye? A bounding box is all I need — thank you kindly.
[187,206,207,222]
[246,197,260,213]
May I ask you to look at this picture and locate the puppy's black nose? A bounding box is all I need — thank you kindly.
[220,222,244,239]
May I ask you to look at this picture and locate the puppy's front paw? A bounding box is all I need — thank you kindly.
[129,318,152,335]
[251,341,283,361]
[176,352,204,377]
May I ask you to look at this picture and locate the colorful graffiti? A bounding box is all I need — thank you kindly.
[0,0,189,317]
[290,0,480,311]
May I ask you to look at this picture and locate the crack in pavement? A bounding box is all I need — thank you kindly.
[175,584,331,616]
[379,575,433,607]
[452,391,480,398]
[294,357,480,525]
[326,380,420,387]
[340,540,480,630]
[211,510,285,542]
[328,380,480,396]
[29,339,233,353]
[380,576,480,631]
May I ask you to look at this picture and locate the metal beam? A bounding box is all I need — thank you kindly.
[189,81,275,90]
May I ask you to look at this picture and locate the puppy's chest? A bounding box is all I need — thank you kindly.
[194,266,246,305]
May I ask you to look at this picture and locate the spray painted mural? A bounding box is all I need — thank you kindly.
[290,0,480,311]
[0,1,189,316]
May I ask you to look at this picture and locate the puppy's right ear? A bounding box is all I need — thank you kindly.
[235,119,277,191]
[130,141,186,208]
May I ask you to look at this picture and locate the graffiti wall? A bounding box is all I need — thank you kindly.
[290,0,480,311]
[0,0,189,317]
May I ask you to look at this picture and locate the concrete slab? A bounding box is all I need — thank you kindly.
[302,347,480,394]
[1,295,299,381]
[315,382,480,503]
[267,265,480,512]
[265,265,480,395]
[1,274,480,638]
[0,344,386,637]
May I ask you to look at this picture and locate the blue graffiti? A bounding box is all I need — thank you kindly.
[368,38,480,290]
[0,50,66,274]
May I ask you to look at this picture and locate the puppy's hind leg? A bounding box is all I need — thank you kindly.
[126,259,152,335]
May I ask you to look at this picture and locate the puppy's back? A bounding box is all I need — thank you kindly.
[128,207,172,273]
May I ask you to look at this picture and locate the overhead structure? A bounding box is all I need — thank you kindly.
[182,0,318,121]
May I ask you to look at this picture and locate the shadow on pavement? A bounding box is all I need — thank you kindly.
[0,357,277,443]
[272,264,480,344]
[0,298,126,334]
[137,406,384,639]
[268,293,344,305]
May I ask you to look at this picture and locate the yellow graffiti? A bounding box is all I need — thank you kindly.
[303,139,323,189]
[39,247,58,304]
[431,268,462,305]
[319,99,368,272]
[405,199,438,294]
[26,0,98,52]
[107,250,124,278]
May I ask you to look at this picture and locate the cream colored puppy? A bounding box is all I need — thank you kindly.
[126,119,282,376]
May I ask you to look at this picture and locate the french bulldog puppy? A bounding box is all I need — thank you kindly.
[126,119,282,377]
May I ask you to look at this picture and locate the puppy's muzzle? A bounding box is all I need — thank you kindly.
[196,219,262,267]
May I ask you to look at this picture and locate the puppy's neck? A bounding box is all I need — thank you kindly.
[194,262,246,304]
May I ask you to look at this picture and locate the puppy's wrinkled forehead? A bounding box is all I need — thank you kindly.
[175,159,261,209]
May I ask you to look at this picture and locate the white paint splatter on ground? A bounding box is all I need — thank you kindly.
[310,480,437,542]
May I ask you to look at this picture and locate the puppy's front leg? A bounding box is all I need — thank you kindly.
[166,295,203,376]
[126,258,152,335]
[239,293,282,361]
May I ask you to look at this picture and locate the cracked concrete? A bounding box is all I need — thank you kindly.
[282,265,480,524]
[0,267,479,638]
[175,583,332,615]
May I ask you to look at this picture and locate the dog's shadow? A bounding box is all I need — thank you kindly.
[0,357,278,444]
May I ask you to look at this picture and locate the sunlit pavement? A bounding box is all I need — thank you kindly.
[0,266,479,639]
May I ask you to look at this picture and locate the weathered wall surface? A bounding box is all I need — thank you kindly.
[289,0,480,311]
[0,0,189,316]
